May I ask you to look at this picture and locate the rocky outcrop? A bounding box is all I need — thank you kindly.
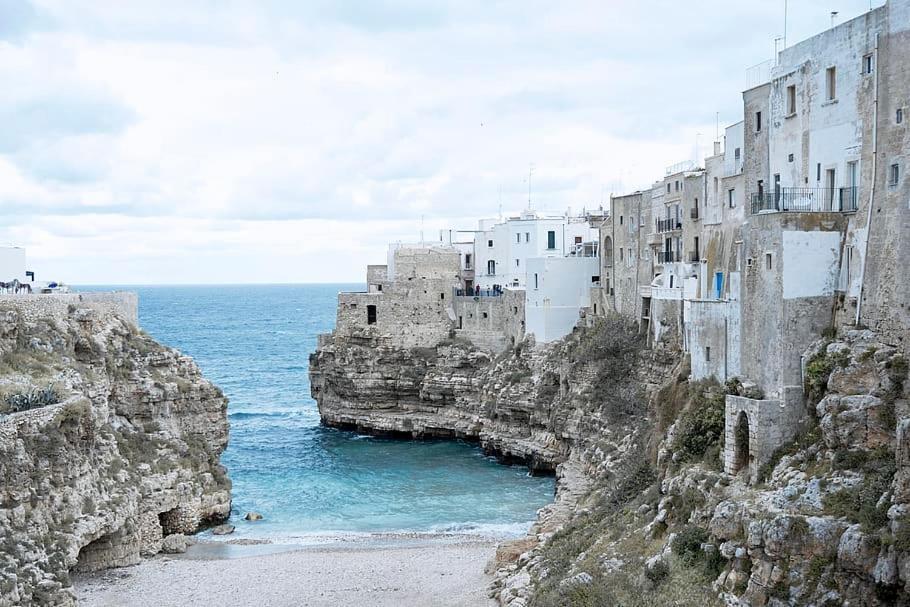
[0,298,230,606]
[312,313,910,606]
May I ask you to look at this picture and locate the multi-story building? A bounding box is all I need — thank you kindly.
[473,211,598,291]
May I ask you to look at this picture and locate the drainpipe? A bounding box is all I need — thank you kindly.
[855,32,880,327]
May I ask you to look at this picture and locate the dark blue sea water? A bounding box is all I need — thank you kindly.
[84,285,554,540]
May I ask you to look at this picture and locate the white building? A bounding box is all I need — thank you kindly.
[0,247,27,283]
[526,255,600,343]
[473,211,598,290]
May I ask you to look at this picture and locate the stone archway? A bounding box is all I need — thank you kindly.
[733,411,750,474]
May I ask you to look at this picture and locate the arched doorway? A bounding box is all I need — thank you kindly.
[733,411,750,474]
[603,236,613,264]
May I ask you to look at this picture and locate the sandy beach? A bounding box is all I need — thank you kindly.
[73,535,498,607]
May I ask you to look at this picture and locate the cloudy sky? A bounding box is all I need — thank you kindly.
[0,0,883,284]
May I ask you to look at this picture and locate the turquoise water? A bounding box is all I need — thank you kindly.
[86,285,554,540]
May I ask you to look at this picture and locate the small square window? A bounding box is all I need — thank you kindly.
[889,163,900,186]
[863,53,874,75]
[788,153,794,163]
[482,312,488,319]
[487,239,493,247]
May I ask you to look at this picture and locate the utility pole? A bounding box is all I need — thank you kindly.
[783,0,788,49]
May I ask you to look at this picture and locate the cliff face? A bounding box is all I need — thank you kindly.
[0,299,230,606]
[312,318,910,606]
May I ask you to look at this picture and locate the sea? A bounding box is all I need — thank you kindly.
[84,284,555,542]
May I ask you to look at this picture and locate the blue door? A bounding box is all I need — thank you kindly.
[714,272,724,299]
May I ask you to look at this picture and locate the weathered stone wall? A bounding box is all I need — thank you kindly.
[723,391,805,481]
[0,292,138,327]
[453,288,525,353]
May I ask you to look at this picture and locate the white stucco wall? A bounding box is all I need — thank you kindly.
[781,230,842,299]
[0,247,27,282]
[525,256,599,343]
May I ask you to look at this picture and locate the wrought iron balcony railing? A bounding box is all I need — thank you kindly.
[655,218,682,233]
[657,251,678,264]
[750,186,858,214]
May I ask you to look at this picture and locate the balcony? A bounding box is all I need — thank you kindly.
[655,218,683,233]
[750,187,858,214]
[657,251,678,264]
[688,251,701,263]
[690,207,699,220]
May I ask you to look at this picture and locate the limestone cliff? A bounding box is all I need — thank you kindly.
[312,317,910,606]
[0,297,230,606]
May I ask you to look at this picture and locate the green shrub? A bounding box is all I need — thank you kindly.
[671,526,709,566]
[644,560,670,586]
[5,384,60,412]
[823,448,895,532]
[672,384,725,463]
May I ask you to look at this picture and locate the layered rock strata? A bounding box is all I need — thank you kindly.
[0,297,230,606]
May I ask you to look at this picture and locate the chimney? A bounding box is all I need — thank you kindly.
[713,141,722,156]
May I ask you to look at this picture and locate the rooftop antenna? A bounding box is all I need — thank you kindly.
[715,111,720,141]
[527,163,535,210]
[773,35,783,66]
[831,11,839,27]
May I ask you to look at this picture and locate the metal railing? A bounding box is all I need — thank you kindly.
[655,218,682,233]
[455,288,502,298]
[657,251,678,264]
[750,187,859,214]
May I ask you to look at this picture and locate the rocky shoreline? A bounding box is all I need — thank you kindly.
[312,314,910,606]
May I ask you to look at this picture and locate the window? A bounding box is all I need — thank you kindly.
[619,248,624,261]
[547,230,556,249]
[788,153,794,163]
[440,293,445,300]
[667,183,671,193]
[533,273,539,289]
[516,233,521,243]
[898,108,904,124]
[377,284,382,292]
[525,232,530,242]
[728,188,736,208]
[706,347,711,362]
[826,66,837,101]
[515,259,519,267]
[482,312,488,319]
[817,163,822,182]
[619,215,624,225]
[487,260,496,275]
[755,111,762,132]
[367,305,377,325]
[734,147,741,162]
[787,85,796,115]
[675,180,680,192]
[863,53,874,75]
[766,253,773,270]
[890,163,900,186]
[574,236,582,245]
[465,253,472,269]
[487,239,493,248]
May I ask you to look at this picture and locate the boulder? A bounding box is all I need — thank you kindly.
[211,524,236,536]
[161,534,188,554]
[244,512,264,521]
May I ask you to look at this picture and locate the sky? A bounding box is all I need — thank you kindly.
[0,0,885,284]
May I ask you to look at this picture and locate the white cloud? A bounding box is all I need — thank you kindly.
[0,0,884,283]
